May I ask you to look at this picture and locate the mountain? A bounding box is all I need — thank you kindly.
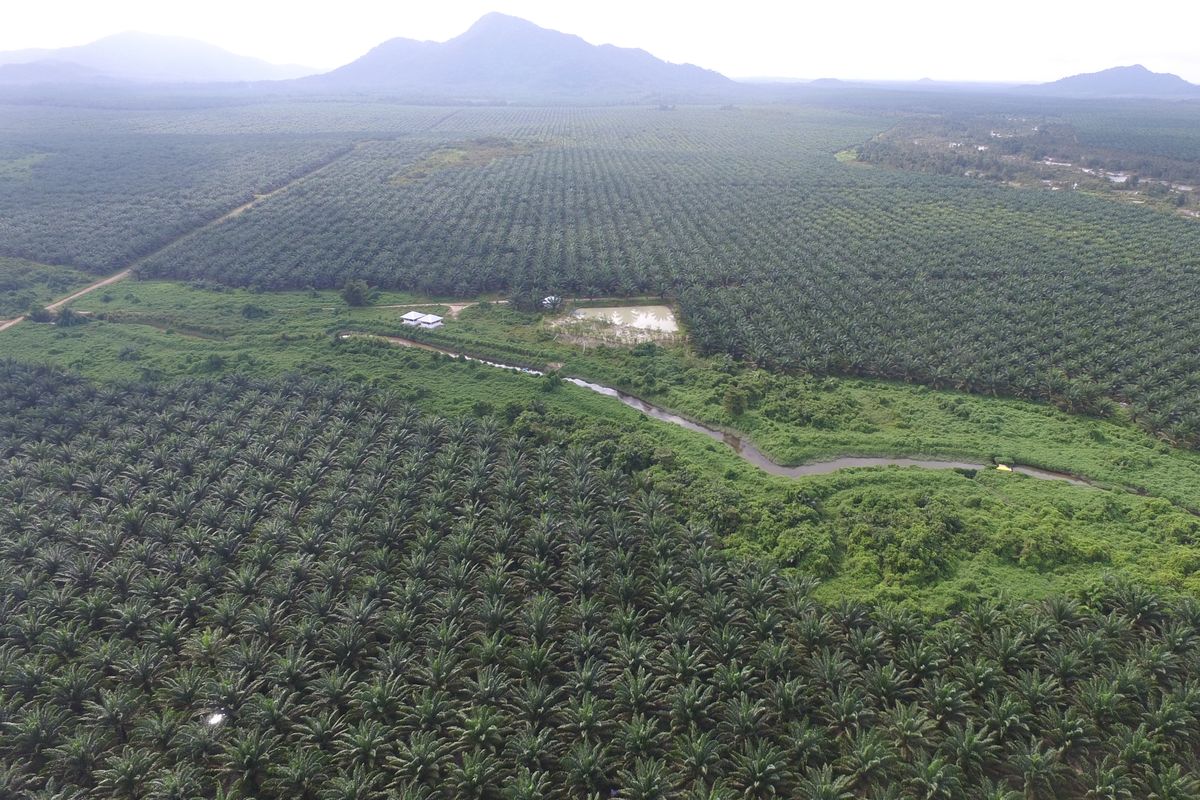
[0,32,315,84]
[1026,64,1200,98]
[307,13,733,99]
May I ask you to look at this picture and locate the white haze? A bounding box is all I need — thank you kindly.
[4,0,1200,84]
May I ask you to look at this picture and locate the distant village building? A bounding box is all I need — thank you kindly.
[401,310,444,329]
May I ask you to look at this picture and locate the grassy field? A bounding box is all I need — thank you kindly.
[4,279,1200,609]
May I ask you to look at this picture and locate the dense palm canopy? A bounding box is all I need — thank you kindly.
[125,105,1200,445]
[0,130,355,274]
[0,362,1197,798]
[5,101,1200,443]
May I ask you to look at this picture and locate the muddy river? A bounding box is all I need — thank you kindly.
[343,332,1092,487]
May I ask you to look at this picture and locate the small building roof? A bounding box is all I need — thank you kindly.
[401,311,424,321]
[417,314,443,324]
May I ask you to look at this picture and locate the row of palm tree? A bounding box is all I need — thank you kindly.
[681,260,1200,446]
[0,128,353,274]
[117,105,1200,446]
[0,363,1197,798]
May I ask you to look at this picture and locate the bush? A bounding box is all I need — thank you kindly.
[773,524,835,575]
[341,279,372,307]
[55,307,87,327]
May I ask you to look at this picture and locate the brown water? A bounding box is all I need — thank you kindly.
[571,305,679,332]
[565,378,1090,485]
[348,332,1093,487]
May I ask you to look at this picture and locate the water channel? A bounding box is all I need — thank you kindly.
[344,332,1094,487]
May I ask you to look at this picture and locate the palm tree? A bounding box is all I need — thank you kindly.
[44,730,105,788]
[336,719,389,770]
[267,749,328,800]
[794,765,854,800]
[451,747,502,799]
[1012,738,1065,800]
[563,740,611,796]
[938,721,997,780]
[905,754,964,800]
[975,777,1023,800]
[505,767,551,800]
[5,704,67,766]
[728,739,789,799]
[883,703,936,762]
[145,763,207,800]
[618,757,672,800]
[1140,764,1200,800]
[321,764,385,800]
[1083,756,1133,800]
[839,729,896,791]
[91,746,156,800]
[220,728,279,796]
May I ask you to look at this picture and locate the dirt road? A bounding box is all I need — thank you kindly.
[0,142,371,335]
[47,269,133,311]
[0,267,135,332]
[372,300,509,318]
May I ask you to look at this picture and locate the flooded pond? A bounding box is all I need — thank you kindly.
[345,331,1096,489]
[572,305,679,332]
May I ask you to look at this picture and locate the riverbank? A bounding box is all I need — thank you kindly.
[345,330,1104,488]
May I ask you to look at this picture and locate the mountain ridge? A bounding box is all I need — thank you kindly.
[0,32,315,84]
[305,12,734,99]
[1024,64,1200,97]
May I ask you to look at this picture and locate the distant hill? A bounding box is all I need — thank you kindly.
[0,32,315,84]
[1026,64,1200,98]
[0,60,110,86]
[306,13,733,99]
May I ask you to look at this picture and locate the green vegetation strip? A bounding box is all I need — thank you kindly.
[4,281,1200,607]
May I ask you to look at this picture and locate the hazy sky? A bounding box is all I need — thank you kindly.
[5,0,1200,83]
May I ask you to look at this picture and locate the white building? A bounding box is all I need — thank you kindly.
[401,311,424,326]
[416,313,444,329]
